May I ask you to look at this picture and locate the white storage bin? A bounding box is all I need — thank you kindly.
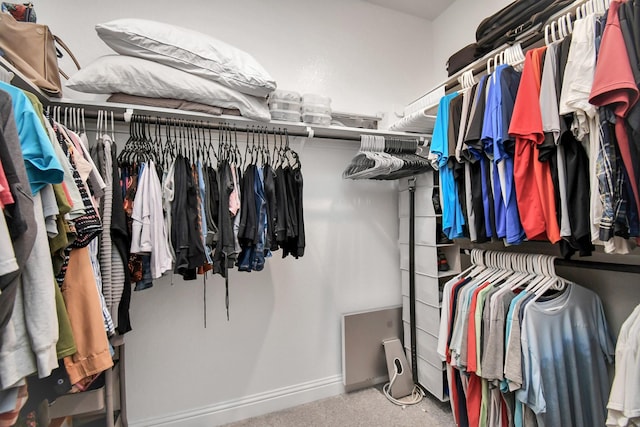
[398,217,437,245]
[268,100,301,111]
[404,321,441,365]
[415,326,441,366]
[404,348,448,401]
[401,269,409,297]
[398,189,436,218]
[401,270,440,307]
[270,90,301,102]
[302,112,331,126]
[415,272,441,307]
[416,355,447,401]
[403,320,412,349]
[399,243,436,276]
[399,190,410,218]
[415,298,440,337]
[301,103,331,115]
[270,109,301,122]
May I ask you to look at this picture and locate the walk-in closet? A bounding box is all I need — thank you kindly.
[0,0,639,426]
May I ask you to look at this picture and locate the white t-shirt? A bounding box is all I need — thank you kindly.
[607,304,640,426]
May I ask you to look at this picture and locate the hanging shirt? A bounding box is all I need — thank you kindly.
[509,47,561,243]
[0,82,63,194]
[438,276,467,361]
[606,304,640,426]
[465,77,494,241]
[540,42,572,239]
[481,288,517,382]
[133,160,172,279]
[517,284,614,427]
[457,85,478,242]
[430,92,465,239]
[590,0,640,243]
[482,66,507,240]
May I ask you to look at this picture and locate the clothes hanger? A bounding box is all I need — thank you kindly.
[96,110,103,143]
[81,108,86,136]
[486,57,494,75]
[244,126,253,168]
[531,256,565,301]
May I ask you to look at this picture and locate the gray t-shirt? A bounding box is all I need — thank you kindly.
[516,284,614,427]
[481,289,517,381]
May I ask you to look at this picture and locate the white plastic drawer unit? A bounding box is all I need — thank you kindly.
[399,244,439,277]
[404,349,448,402]
[401,269,440,307]
[402,295,440,338]
[398,189,436,219]
[403,321,441,367]
[399,216,437,245]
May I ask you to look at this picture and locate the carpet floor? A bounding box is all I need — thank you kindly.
[222,386,456,427]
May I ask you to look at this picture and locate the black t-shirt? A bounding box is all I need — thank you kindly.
[448,94,464,167]
[499,66,521,157]
[463,78,490,243]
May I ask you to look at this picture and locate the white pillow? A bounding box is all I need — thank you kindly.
[66,55,271,122]
[95,19,276,98]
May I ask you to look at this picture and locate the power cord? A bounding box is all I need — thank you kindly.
[382,368,425,407]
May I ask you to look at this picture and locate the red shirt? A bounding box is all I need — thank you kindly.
[510,47,561,243]
[467,282,491,374]
[589,0,640,223]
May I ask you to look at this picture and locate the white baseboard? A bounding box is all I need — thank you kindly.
[129,374,345,427]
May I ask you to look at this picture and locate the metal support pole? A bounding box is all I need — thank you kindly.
[408,176,418,382]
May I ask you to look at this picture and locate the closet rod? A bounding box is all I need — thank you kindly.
[459,249,640,274]
[80,109,315,139]
[53,105,428,143]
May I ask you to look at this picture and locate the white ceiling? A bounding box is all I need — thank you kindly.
[364,0,455,21]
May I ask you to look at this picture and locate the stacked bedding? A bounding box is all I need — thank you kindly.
[66,19,276,121]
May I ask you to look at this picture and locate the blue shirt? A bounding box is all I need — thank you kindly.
[498,67,526,244]
[0,82,63,194]
[430,92,465,239]
[482,65,507,239]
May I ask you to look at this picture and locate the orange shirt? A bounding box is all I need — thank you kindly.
[509,47,561,243]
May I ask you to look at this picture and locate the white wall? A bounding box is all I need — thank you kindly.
[427,0,512,89]
[34,1,435,425]
[122,138,402,426]
[39,0,434,124]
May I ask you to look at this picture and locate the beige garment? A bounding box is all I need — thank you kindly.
[61,246,113,384]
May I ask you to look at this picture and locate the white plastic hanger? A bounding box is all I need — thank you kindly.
[566,12,573,34]
[81,108,86,136]
[531,256,566,301]
[97,110,103,142]
[111,111,116,141]
[545,23,553,45]
[558,15,568,40]
[527,255,551,294]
